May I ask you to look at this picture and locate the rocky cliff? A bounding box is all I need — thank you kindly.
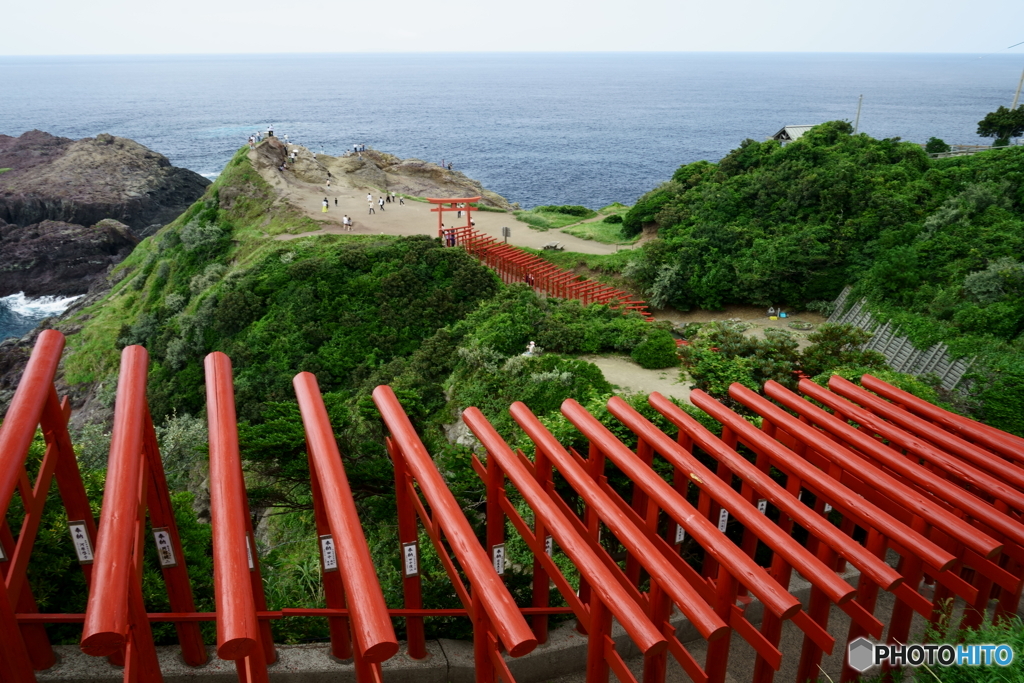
[0,130,210,233]
[0,217,138,297]
[251,137,513,208]
[0,130,209,297]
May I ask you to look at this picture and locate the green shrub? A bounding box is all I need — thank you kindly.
[630,329,680,369]
[178,218,224,252]
[800,323,887,378]
[622,186,674,237]
[513,205,597,230]
[535,205,594,217]
[924,609,1024,682]
[925,136,951,154]
[602,214,623,224]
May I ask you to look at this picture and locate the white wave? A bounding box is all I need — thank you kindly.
[0,292,83,318]
[201,172,220,179]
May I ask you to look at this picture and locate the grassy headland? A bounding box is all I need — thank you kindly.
[37,145,686,644]
[617,121,1024,434]
[19,128,1011,651]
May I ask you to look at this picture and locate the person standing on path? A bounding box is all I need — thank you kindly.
[368,194,375,214]
[399,195,404,205]
[379,197,385,212]
[391,191,396,204]
[326,178,331,191]
[322,198,329,213]
[334,197,338,206]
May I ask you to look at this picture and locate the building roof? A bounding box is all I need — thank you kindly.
[770,125,816,142]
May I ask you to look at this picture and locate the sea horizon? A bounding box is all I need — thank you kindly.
[2,52,1020,208]
[2,51,1021,339]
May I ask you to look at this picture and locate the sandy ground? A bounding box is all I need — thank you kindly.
[653,305,828,348]
[583,354,692,405]
[256,152,623,255]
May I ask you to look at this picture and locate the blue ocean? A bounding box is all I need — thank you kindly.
[1,52,1021,338]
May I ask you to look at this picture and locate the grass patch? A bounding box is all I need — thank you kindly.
[471,203,508,213]
[522,248,639,291]
[598,202,630,216]
[526,248,636,274]
[0,168,11,175]
[62,146,388,385]
[562,221,638,245]
[514,205,597,230]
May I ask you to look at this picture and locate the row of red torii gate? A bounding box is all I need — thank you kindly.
[431,197,653,318]
[2,325,1024,683]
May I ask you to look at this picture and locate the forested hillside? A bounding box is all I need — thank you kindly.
[22,146,678,643]
[622,121,1024,434]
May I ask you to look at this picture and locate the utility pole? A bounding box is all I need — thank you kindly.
[1012,66,1024,110]
[853,95,863,134]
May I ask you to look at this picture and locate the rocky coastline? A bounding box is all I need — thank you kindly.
[0,130,210,297]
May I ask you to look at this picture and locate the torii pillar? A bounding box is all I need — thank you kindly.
[428,196,481,246]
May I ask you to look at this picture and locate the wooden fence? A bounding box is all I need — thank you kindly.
[827,287,973,391]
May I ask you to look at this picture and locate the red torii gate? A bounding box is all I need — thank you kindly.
[428,196,480,244]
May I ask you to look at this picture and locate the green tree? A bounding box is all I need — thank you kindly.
[924,136,951,154]
[800,323,887,378]
[977,106,1024,144]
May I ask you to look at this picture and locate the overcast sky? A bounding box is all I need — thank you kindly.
[3,0,1023,55]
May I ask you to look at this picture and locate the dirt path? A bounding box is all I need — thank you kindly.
[652,304,827,348]
[583,354,692,405]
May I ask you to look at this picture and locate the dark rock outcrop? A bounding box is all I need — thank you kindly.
[0,217,138,297]
[0,130,210,233]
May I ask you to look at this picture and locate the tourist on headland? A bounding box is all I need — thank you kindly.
[334,197,338,206]
[343,214,351,231]
[391,191,397,204]
[368,195,375,214]
[379,197,385,211]
[399,195,404,205]
[322,198,329,213]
